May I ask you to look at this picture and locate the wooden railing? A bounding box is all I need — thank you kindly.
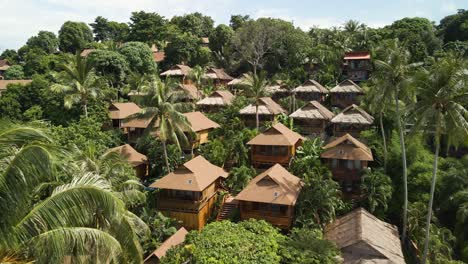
[251,154,291,165]
[241,210,292,229]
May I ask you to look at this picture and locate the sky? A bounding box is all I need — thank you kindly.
[0,0,466,52]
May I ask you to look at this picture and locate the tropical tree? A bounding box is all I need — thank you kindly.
[0,123,148,263]
[51,54,105,118]
[244,72,269,130]
[410,54,468,264]
[373,39,413,240]
[225,165,256,194]
[132,78,192,172]
[360,168,393,216]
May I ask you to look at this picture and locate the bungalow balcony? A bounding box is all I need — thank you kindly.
[250,145,294,167]
[239,202,294,229]
[333,124,369,138]
[330,93,363,108]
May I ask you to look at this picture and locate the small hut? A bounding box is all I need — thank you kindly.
[108,144,148,178]
[247,123,304,168]
[239,97,287,128]
[108,102,142,128]
[150,156,228,230]
[331,104,374,137]
[289,100,334,138]
[227,74,249,94]
[236,164,302,229]
[144,227,188,264]
[292,79,329,102]
[321,134,373,194]
[184,111,220,149]
[176,83,202,102]
[0,60,11,79]
[160,64,192,84]
[342,51,372,82]
[151,44,166,63]
[0,80,32,95]
[196,90,234,112]
[324,208,405,264]
[265,82,289,100]
[203,68,234,87]
[121,117,156,144]
[330,80,364,108]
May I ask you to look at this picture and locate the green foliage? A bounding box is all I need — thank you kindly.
[290,138,324,175]
[26,31,59,54]
[170,12,214,37]
[438,9,468,43]
[199,138,228,167]
[118,42,157,74]
[4,65,25,80]
[88,49,129,85]
[0,49,20,64]
[360,168,393,216]
[58,21,93,53]
[139,209,179,256]
[229,14,251,31]
[165,32,209,67]
[225,165,256,194]
[90,16,129,42]
[128,11,168,43]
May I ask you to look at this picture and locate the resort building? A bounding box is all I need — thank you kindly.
[325,208,405,264]
[0,59,10,79]
[321,134,373,195]
[144,227,188,264]
[108,144,148,178]
[247,123,304,168]
[265,82,289,101]
[151,44,166,63]
[289,100,335,138]
[0,80,33,96]
[160,64,192,85]
[176,83,203,102]
[331,104,374,138]
[292,79,329,102]
[150,156,228,230]
[196,90,234,112]
[330,79,365,108]
[342,51,372,82]
[203,68,234,87]
[239,97,287,128]
[108,102,141,129]
[236,164,303,230]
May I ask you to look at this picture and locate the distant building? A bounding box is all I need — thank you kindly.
[331,104,374,138]
[150,156,228,230]
[0,80,33,96]
[108,144,148,178]
[151,44,166,63]
[330,79,365,108]
[160,64,192,85]
[108,102,142,129]
[236,164,303,230]
[176,83,203,102]
[265,81,289,101]
[79,49,96,57]
[144,227,188,264]
[325,208,405,264]
[196,90,235,112]
[203,68,234,87]
[289,100,335,138]
[0,60,10,79]
[292,79,329,103]
[247,123,304,168]
[342,51,372,82]
[239,97,287,128]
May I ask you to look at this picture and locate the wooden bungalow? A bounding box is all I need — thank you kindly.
[0,80,33,96]
[108,102,142,129]
[144,227,188,264]
[203,68,234,87]
[289,100,335,138]
[331,104,374,138]
[150,156,228,230]
[239,97,287,128]
[247,123,304,168]
[0,59,10,79]
[160,64,192,85]
[342,51,372,82]
[321,134,373,195]
[183,111,220,149]
[196,90,234,112]
[324,208,405,264]
[265,82,289,100]
[151,44,166,63]
[330,79,364,108]
[176,83,203,102]
[121,117,156,144]
[108,144,149,178]
[236,164,303,229]
[226,74,248,94]
[292,79,329,102]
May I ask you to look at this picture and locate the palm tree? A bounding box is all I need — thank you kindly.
[244,72,269,130]
[189,65,205,89]
[410,54,468,264]
[133,77,193,172]
[360,168,393,215]
[0,123,148,263]
[51,53,105,118]
[373,39,413,240]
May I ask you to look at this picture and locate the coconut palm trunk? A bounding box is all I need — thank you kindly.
[162,140,170,173]
[379,112,388,172]
[255,103,260,130]
[395,92,409,241]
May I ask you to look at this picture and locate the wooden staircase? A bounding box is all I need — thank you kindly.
[216,195,238,221]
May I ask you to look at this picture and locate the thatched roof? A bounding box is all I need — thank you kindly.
[178,84,202,100]
[0,80,33,91]
[80,49,96,57]
[265,84,288,94]
[150,156,228,191]
[293,79,329,94]
[108,102,142,120]
[331,104,374,125]
[196,90,234,106]
[108,144,148,167]
[330,80,364,93]
[227,74,249,86]
[0,60,10,71]
[184,111,220,132]
[236,164,302,205]
[247,123,304,146]
[144,227,188,263]
[344,51,371,60]
[160,64,192,77]
[324,208,405,264]
[239,97,287,116]
[290,101,334,120]
[321,134,373,161]
[203,68,234,81]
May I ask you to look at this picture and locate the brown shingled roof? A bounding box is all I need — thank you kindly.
[0,80,33,91]
[330,80,364,93]
[324,208,405,264]
[293,79,329,94]
[184,111,220,132]
[108,144,148,167]
[321,133,373,161]
[144,227,188,262]
[290,100,334,120]
[108,102,142,120]
[235,164,303,205]
[150,155,228,191]
[178,84,202,100]
[0,59,10,71]
[331,104,374,125]
[160,64,192,77]
[239,97,287,115]
[204,68,234,81]
[247,123,304,146]
[196,90,234,106]
[344,51,371,60]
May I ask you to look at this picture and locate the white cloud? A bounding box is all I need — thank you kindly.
[441,1,457,13]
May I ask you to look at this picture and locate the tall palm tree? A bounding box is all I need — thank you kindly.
[245,72,269,130]
[133,77,193,172]
[189,65,205,89]
[51,54,105,118]
[410,55,468,264]
[0,123,148,263]
[373,39,413,240]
